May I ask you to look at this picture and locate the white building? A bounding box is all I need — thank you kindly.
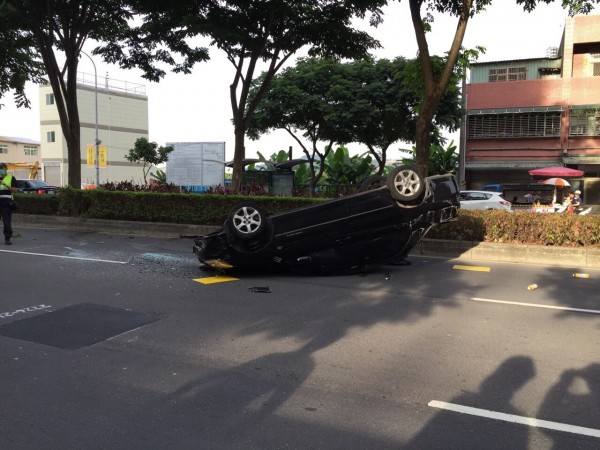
[39,72,149,187]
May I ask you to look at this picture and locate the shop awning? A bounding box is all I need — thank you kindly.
[465,161,558,169]
[528,166,584,177]
[563,156,600,164]
[569,105,600,111]
[467,106,563,115]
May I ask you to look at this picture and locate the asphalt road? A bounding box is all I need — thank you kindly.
[1,228,599,449]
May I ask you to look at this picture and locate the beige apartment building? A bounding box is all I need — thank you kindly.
[39,72,149,187]
[0,136,41,179]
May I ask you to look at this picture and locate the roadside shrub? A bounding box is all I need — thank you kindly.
[429,210,600,247]
[428,211,486,241]
[204,182,267,196]
[14,193,60,215]
[100,181,185,193]
[55,187,91,216]
[15,188,600,248]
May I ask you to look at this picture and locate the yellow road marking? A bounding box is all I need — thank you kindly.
[193,275,239,285]
[453,265,491,272]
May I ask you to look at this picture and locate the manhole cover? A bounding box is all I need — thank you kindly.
[0,303,162,349]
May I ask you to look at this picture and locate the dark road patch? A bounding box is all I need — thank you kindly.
[0,303,162,349]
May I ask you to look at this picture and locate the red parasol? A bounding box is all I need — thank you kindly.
[528,166,584,177]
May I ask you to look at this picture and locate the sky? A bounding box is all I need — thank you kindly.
[0,1,594,162]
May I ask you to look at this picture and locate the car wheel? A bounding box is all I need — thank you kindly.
[387,166,424,202]
[226,202,268,241]
[359,175,386,192]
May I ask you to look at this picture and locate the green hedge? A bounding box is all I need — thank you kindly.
[15,189,324,226]
[14,191,600,247]
[427,210,600,247]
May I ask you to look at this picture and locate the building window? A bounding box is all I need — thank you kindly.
[0,144,7,154]
[593,62,600,77]
[539,67,561,79]
[508,67,527,81]
[46,93,55,105]
[24,145,38,156]
[47,131,55,143]
[467,112,561,139]
[569,107,600,136]
[488,66,527,82]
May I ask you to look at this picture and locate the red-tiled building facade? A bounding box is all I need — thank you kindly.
[463,14,600,203]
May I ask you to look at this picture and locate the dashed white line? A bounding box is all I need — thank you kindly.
[470,297,600,315]
[429,400,600,438]
[0,249,128,264]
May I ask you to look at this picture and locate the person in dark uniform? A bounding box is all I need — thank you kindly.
[0,162,18,245]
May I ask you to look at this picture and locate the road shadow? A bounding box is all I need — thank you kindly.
[405,356,535,449]
[537,363,600,449]
[161,266,465,443]
[164,326,345,426]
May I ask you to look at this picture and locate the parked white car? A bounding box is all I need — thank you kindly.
[458,190,512,211]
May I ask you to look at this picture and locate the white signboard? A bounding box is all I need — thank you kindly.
[166,142,225,190]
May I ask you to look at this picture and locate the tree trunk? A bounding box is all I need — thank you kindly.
[64,53,82,188]
[409,0,472,181]
[35,26,82,188]
[414,114,432,178]
[231,124,245,194]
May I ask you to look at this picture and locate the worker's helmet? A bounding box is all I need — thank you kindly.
[0,163,6,169]
[575,190,581,195]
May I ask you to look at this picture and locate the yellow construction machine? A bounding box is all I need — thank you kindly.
[6,161,39,179]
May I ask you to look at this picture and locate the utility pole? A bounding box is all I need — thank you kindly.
[81,51,100,186]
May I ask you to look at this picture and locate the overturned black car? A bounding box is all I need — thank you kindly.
[193,166,460,275]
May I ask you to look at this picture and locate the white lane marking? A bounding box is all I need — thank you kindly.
[429,400,600,438]
[470,297,600,315]
[0,304,52,319]
[0,249,128,264]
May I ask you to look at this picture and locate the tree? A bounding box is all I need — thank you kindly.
[256,150,289,168]
[125,137,174,185]
[0,1,133,188]
[323,146,374,187]
[401,140,458,176]
[0,17,45,109]
[334,56,462,174]
[0,0,205,189]
[207,1,386,194]
[99,0,386,194]
[247,58,348,194]
[248,56,462,180]
[406,0,600,178]
[331,57,414,175]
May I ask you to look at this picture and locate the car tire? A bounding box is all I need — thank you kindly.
[359,175,386,192]
[387,166,424,202]
[226,202,269,241]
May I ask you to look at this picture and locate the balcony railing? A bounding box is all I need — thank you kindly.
[76,71,146,96]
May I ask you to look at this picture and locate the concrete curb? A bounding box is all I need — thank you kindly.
[413,239,600,269]
[13,214,221,238]
[13,214,600,268]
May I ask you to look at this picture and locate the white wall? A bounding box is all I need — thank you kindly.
[39,80,149,186]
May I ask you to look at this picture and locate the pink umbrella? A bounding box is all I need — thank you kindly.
[528,166,584,177]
